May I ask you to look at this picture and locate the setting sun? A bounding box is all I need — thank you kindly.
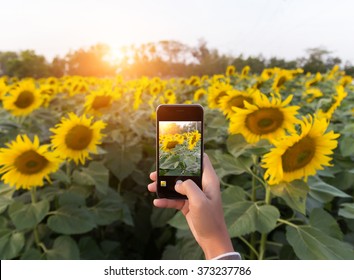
[104,46,126,64]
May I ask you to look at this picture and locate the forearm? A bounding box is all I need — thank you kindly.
[199,228,235,259]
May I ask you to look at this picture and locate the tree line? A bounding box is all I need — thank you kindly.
[1,40,353,79]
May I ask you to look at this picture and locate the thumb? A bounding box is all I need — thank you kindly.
[175,179,205,204]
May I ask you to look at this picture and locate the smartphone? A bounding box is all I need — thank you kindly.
[156,104,204,199]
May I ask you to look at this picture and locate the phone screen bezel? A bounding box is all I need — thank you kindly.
[156,104,204,199]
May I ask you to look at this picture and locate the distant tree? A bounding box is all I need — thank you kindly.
[300,48,330,73]
[0,50,50,78]
[267,57,298,69]
[66,44,116,77]
[231,55,266,74]
[344,62,354,76]
[50,56,66,77]
[0,51,18,75]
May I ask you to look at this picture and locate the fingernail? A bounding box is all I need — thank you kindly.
[176,180,183,185]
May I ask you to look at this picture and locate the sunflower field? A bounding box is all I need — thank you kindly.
[0,65,353,260]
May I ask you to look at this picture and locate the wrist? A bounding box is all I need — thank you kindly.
[200,230,234,259]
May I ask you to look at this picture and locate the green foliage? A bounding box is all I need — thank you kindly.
[286,226,354,260]
[270,180,309,214]
[0,64,353,261]
[225,202,280,237]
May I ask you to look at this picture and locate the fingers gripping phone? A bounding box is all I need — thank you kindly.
[156,104,204,199]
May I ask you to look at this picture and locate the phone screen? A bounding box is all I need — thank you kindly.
[156,105,203,199]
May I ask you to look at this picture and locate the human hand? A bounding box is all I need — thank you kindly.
[147,153,234,259]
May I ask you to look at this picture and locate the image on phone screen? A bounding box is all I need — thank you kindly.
[158,121,202,176]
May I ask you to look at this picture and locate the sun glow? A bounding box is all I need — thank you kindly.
[104,47,126,64]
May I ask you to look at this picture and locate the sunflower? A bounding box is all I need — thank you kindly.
[133,88,143,110]
[226,65,236,76]
[0,78,8,100]
[164,89,176,104]
[149,83,161,96]
[262,116,339,185]
[2,79,42,116]
[84,88,120,115]
[39,84,58,107]
[188,131,201,150]
[50,113,106,165]
[303,88,323,103]
[229,93,299,144]
[241,66,250,77]
[261,68,275,80]
[69,80,89,96]
[161,134,184,153]
[327,65,340,79]
[187,76,201,87]
[305,72,322,88]
[219,88,257,118]
[207,82,233,109]
[0,135,61,189]
[339,75,353,87]
[193,88,207,101]
[271,70,293,93]
[201,75,209,82]
[317,85,347,120]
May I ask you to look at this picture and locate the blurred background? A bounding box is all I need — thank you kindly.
[1,0,354,78]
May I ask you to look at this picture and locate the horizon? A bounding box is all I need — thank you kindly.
[1,0,354,64]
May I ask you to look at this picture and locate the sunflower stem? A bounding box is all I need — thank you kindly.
[277,218,299,228]
[117,180,122,194]
[250,157,258,259]
[30,187,42,250]
[65,160,71,187]
[30,186,37,203]
[259,185,271,260]
[239,236,259,259]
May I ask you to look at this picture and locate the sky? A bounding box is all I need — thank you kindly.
[1,0,353,63]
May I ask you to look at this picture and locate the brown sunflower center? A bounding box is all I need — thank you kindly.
[14,90,35,108]
[256,81,263,89]
[14,150,48,175]
[190,78,198,85]
[227,68,235,76]
[190,135,197,145]
[245,108,284,135]
[166,140,179,149]
[215,91,228,104]
[92,95,112,110]
[282,136,315,172]
[308,80,318,87]
[65,125,93,150]
[276,76,287,88]
[229,96,253,109]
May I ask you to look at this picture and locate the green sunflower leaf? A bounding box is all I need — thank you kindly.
[47,205,96,234]
[224,201,280,237]
[309,180,350,203]
[45,236,80,260]
[309,208,343,240]
[168,211,189,230]
[0,184,15,214]
[270,180,309,214]
[339,203,354,219]
[286,225,354,260]
[9,200,50,230]
[226,134,249,157]
[90,190,133,226]
[104,142,142,181]
[0,230,25,259]
[82,161,109,194]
